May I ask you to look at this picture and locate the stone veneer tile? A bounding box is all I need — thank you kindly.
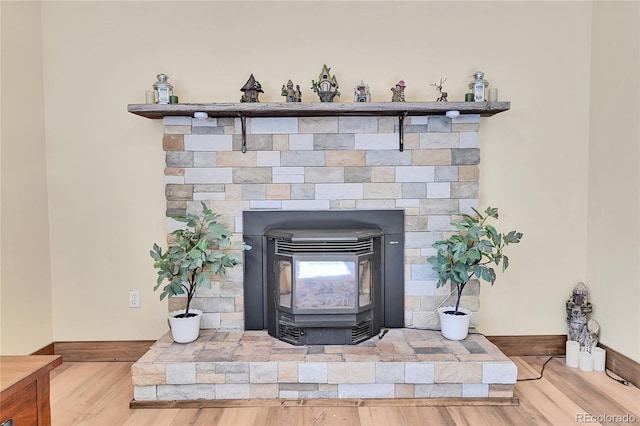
[459,165,479,181]
[420,133,459,149]
[459,198,480,215]
[250,384,279,399]
[184,168,232,184]
[396,166,435,182]
[305,167,344,183]
[299,117,338,133]
[462,383,489,397]
[166,151,193,168]
[405,363,435,384]
[325,150,365,166]
[232,168,272,184]
[166,362,196,385]
[405,215,428,231]
[273,167,305,183]
[163,116,193,126]
[191,117,218,127]
[266,184,291,199]
[131,363,166,386]
[403,133,420,150]
[395,384,415,398]
[299,363,328,383]
[165,184,193,201]
[338,116,378,133]
[435,362,483,383]
[184,134,232,151]
[375,362,405,383]
[217,151,257,167]
[450,182,478,199]
[415,383,462,398]
[250,362,278,383]
[250,117,298,134]
[451,148,480,165]
[133,385,157,401]
[355,133,397,150]
[257,151,281,167]
[405,281,435,296]
[419,199,459,214]
[282,200,330,210]
[452,114,480,124]
[193,152,217,167]
[328,362,375,384]
[427,116,452,132]
[272,134,289,150]
[315,183,363,200]
[338,384,394,399]
[281,151,325,166]
[216,384,250,399]
[412,149,452,166]
[460,132,479,148]
[426,182,451,199]
[489,384,515,397]
[232,134,273,151]
[163,134,184,151]
[370,167,395,182]
[277,362,299,382]
[365,151,411,166]
[483,362,517,384]
[157,384,215,400]
[241,184,266,200]
[434,166,459,182]
[363,183,401,199]
[289,134,314,150]
[314,134,355,150]
[164,125,191,135]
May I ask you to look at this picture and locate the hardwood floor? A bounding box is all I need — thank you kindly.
[50,357,640,425]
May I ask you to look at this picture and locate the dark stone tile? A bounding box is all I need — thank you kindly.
[414,347,450,354]
[460,340,487,354]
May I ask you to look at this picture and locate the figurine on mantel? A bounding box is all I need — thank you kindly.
[281,80,302,102]
[431,78,448,102]
[566,282,600,352]
[311,64,340,102]
[240,74,263,103]
[391,80,406,102]
[354,80,371,102]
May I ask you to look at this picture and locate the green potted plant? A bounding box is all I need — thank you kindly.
[427,207,523,340]
[150,202,251,343]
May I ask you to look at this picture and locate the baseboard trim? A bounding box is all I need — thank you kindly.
[486,334,567,356]
[54,340,155,362]
[130,397,519,409]
[487,334,639,388]
[599,343,640,389]
[31,342,55,355]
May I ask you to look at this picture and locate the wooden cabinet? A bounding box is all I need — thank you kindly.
[0,356,62,426]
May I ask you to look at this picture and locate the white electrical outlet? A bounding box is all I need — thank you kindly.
[129,290,140,308]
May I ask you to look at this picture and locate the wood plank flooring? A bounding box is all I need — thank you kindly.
[50,357,640,425]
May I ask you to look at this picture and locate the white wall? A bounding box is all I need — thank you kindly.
[587,1,639,362]
[0,1,636,362]
[1,1,53,354]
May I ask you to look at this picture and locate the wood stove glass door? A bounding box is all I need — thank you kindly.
[292,255,357,313]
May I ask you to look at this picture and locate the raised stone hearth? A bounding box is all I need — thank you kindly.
[131,329,516,402]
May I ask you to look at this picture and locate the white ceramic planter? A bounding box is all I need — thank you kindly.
[168,309,202,344]
[438,306,471,340]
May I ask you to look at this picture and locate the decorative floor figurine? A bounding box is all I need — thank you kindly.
[311,65,340,102]
[240,74,263,103]
[391,80,406,102]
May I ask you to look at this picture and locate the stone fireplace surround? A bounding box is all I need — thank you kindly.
[129,102,517,403]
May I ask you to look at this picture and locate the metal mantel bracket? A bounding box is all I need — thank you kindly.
[239,112,247,153]
[398,112,408,152]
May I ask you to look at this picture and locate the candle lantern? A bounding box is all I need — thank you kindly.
[469,71,489,102]
[153,74,173,105]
